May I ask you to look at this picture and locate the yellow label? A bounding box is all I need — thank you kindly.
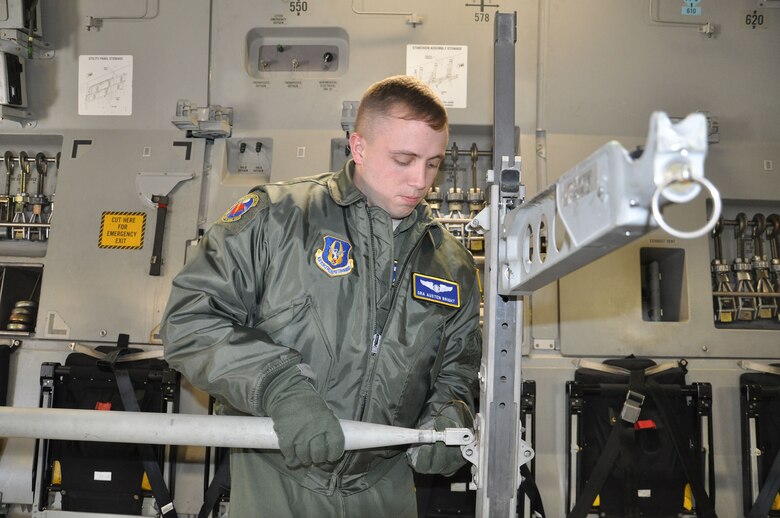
[99,212,146,249]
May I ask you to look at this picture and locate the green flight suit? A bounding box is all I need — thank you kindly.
[162,162,482,517]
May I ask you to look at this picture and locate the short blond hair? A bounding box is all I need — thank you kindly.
[355,75,448,136]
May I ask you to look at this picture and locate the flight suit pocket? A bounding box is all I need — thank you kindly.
[256,295,335,396]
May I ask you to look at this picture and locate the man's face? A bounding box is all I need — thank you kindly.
[350,114,447,219]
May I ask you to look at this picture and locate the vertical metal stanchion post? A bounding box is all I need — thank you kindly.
[475,11,526,518]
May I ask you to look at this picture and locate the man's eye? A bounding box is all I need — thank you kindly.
[394,159,412,166]
[428,162,440,169]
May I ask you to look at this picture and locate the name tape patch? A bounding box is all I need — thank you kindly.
[412,273,460,308]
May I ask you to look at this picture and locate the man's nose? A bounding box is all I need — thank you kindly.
[408,163,428,190]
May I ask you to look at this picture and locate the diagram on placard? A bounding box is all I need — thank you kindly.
[406,45,468,108]
[78,55,133,116]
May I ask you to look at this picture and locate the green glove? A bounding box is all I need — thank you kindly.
[263,365,345,468]
[407,401,473,476]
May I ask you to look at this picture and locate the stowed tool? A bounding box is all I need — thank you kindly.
[1,151,15,237]
[751,213,777,320]
[45,152,60,240]
[149,194,169,276]
[11,151,30,240]
[426,185,444,219]
[444,142,467,245]
[135,172,193,277]
[466,143,485,254]
[766,214,780,322]
[733,213,757,321]
[27,152,49,241]
[711,217,737,323]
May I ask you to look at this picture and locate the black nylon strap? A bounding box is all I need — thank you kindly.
[747,445,780,518]
[621,369,645,518]
[519,463,546,517]
[114,367,178,518]
[198,453,231,518]
[567,419,624,518]
[646,380,716,518]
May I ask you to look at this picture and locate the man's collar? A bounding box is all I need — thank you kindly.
[327,160,440,245]
[327,161,364,206]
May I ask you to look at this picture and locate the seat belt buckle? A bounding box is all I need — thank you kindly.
[620,390,645,423]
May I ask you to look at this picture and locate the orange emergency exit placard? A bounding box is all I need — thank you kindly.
[99,211,146,249]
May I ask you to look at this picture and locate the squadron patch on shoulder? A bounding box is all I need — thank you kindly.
[222,193,259,223]
[315,236,354,277]
[412,273,460,308]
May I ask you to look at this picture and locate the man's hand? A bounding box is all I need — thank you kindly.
[407,413,467,476]
[263,366,345,467]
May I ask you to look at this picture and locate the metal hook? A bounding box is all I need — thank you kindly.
[4,151,15,175]
[18,151,30,175]
[767,214,780,240]
[752,213,766,236]
[712,216,723,237]
[734,213,747,239]
[35,152,48,176]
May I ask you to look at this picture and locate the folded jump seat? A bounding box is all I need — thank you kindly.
[566,357,715,518]
[34,338,180,517]
[740,362,780,518]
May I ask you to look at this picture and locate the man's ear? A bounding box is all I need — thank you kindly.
[349,133,365,165]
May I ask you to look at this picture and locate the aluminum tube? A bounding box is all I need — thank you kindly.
[0,407,469,450]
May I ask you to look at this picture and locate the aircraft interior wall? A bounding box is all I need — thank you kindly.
[0,0,778,516]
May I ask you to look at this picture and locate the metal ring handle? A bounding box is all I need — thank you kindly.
[651,175,722,240]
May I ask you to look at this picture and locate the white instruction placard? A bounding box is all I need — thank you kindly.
[78,55,133,116]
[406,45,468,109]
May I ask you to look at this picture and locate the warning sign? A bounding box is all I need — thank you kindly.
[99,212,146,249]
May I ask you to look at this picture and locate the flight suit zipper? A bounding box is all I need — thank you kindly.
[333,213,434,490]
[331,203,382,490]
[357,221,433,414]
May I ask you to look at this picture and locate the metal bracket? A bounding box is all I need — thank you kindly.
[171,99,233,139]
[438,427,475,446]
[341,101,359,133]
[0,339,21,350]
[0,104,35,127]
[499,111,720,295]
[462,419,535,491]
[0,29,54,59]
[517,437,535,470]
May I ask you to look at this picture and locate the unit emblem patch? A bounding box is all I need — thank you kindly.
[222,193,259,223]
[315,236,354,276]
[412,273,460,308]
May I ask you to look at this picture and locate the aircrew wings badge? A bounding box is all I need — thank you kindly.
[412,273,460,308]
[315,236,354,276]
[222,193,259,223]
